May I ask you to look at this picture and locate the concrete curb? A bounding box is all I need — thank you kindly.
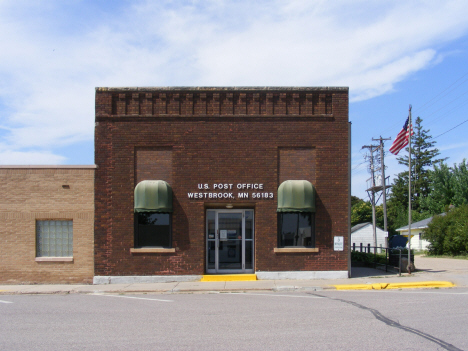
[333,281,455,290]
[1,288,329,295]
[4,281,456,295]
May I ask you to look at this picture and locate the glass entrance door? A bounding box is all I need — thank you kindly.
[206,209,254,274]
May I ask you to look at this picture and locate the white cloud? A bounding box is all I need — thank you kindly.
[0,150,66,165]
[437,142,468,166]
[438,141,468,153]
[1,0,468,164]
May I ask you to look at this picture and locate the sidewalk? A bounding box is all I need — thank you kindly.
[1,260,466,295]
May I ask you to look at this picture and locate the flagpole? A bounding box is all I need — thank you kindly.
[407,105,412,274]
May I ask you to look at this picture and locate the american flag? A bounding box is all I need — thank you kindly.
[389,117,413,155]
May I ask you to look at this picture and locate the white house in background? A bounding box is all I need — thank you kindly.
[351,223,388,251]
[395,215,441,251]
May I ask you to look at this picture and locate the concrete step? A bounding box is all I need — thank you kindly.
[200,274,257,282]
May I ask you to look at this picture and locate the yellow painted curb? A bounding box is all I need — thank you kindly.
[200,274,257,282]
[334,284,384,290]
[334,281,455,290]
[386,281,455,289]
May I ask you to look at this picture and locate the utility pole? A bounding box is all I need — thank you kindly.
[372,137,391,234]
[362,139,391,252]
[362,144,379,252]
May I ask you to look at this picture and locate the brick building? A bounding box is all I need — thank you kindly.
[94,87,350,283]
[0,166,95,284]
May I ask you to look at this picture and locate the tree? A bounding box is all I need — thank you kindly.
[387,207,428,236]
[351,200,384,227]
[351,195,363,207]
[420,162,454,214]
[392,116,445,212]
[452,160,468,207]
[387,174,408,217]
[424,205,468,256]
[421,159,468,214]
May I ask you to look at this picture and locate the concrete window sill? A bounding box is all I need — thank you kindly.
[274,248,319,253]
[35,257,74,262]
[130,248,176,254]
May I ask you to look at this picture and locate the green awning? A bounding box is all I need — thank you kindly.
[134,180,173,213]
[277,180,315,213]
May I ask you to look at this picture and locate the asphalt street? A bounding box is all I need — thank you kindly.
[1,288,468,350]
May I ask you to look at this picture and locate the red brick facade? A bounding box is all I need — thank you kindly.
[94,87,350,277]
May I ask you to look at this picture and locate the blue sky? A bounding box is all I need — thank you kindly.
[1,0,468,200]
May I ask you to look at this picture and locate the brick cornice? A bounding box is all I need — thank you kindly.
[96,87,347,118]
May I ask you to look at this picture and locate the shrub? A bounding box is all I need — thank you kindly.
[424,205,468,256]
[351,251,387,265]
[351,251,373,264]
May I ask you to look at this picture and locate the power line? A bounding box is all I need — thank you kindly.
[375,71,468,138]
[415,72,468,114]
[352,161,367,171]
[421,90,468,126]
[433,119,468,139]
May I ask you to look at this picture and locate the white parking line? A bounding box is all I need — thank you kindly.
[91,293,173,302]
[0,299,13,304]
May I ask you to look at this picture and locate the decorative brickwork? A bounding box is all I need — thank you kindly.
[95,87,350,276]
[96,87,335,117]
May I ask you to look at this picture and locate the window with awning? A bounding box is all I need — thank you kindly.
[134,180,173,213]
[134,180,173,248]
[277,180,316,248]
[277,180,315,213]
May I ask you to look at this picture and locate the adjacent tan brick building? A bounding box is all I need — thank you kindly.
[0,166,95,284]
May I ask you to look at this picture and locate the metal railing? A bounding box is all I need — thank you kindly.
[351,244,413,276]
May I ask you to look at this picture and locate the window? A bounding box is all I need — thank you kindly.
[135,212,172,248]
[276,180,316,249]
[134,180,173,249]
[277,212,315,248]
[36,220,73,257]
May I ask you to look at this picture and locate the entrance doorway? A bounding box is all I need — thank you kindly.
[206,209,254,274]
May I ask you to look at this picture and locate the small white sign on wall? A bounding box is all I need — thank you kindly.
[334,236,344,251]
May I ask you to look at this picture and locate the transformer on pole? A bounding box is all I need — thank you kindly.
[362,138,391,251]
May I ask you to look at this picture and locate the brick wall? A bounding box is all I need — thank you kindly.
[95,87,349,276]
[279,148,316,184]
[0,166,95,284]
[135,149,173,185]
